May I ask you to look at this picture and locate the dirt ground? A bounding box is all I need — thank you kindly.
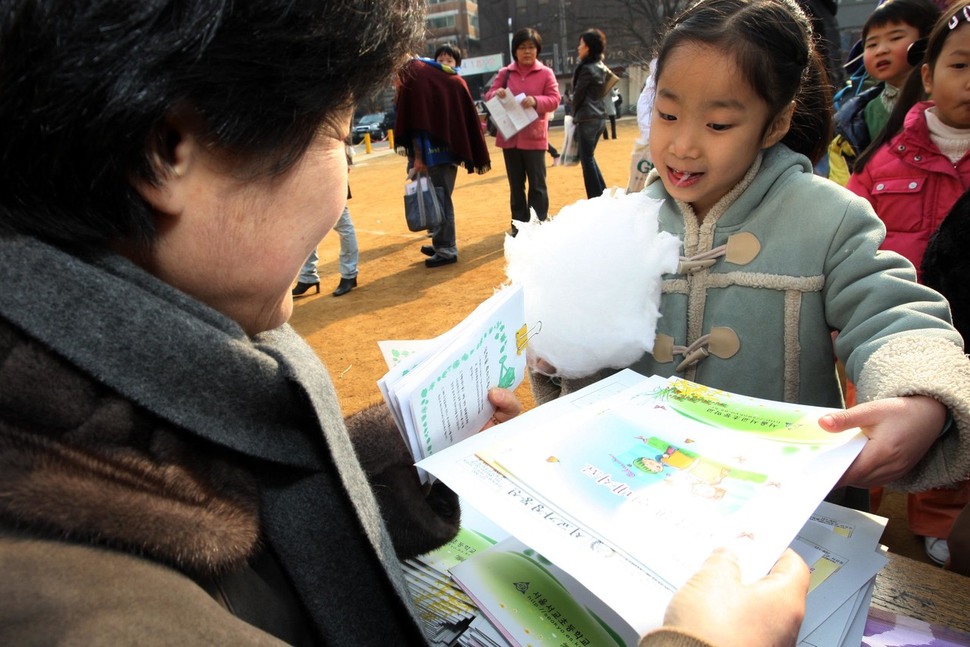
[290,117,642,416]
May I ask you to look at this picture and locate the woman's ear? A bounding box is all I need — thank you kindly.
[762,101,795,149]
[131,115,201,218]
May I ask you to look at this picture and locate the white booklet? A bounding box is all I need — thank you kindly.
[412,498,886,646]
[485,92,538,139]
[378,284,527,469]
[418,370,868,634]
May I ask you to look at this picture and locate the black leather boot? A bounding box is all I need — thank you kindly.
[332,276,357,297]
[292,281,320,296]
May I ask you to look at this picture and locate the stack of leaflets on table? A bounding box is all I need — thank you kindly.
[405,498,888,647]
[793,501,889,647]
[401,502,511,646]
[377,284,526,478]
[417,369,871,637]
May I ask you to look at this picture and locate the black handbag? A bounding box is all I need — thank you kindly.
[404,170,444,232]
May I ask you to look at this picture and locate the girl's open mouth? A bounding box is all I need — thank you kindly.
[669,167,702,187]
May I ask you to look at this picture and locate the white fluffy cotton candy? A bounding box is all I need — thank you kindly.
[504,190,681,379]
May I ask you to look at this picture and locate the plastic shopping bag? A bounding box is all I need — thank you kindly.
[404,171,444,232]
[559,115,580,167]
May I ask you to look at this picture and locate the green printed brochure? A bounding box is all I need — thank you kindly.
[377,284,526,469]
[451,538,641,647]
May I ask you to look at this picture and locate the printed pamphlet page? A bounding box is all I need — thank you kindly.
[418,371,867,633]
[484,92,538,139]
[378,284,527,468]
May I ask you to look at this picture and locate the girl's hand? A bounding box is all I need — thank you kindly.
[819,395,946,488]
[481,388,522,430]
[660,548,808,647]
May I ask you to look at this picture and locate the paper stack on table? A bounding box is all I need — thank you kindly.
[411,369,882,641]
[403,497,887,647]
[419,370,868,631]
[794,502,888,647]
[377,284,527,475]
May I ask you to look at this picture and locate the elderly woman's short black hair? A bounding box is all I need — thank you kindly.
[0,0,424,254]
[579,28,607,61]
[511,28,543,60]
[433,44,463,66]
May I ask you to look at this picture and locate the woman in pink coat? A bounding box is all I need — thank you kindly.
[485,28,560,233]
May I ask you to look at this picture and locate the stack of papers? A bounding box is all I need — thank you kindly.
[377,285,527,474]
[404,369,892,642]
[403,498,888,647]
[419,371,868,630]
[793,502,888,646]
[402,503,511,646]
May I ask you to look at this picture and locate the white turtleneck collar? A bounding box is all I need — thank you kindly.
[925,106,970,164]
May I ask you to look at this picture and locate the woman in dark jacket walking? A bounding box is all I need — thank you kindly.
[571,28,610,198]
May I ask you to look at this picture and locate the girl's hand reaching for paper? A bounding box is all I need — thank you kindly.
[819,395,946,488]
[481,387,522,430]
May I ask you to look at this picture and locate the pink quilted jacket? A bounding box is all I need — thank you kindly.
[485,60,560,151]
[848,101,970,278]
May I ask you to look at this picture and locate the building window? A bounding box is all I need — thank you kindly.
[428,14,457,29]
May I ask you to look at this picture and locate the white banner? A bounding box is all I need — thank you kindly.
[459,53,504,76]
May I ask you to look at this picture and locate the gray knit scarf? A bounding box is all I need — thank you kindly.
[0,235,425,645]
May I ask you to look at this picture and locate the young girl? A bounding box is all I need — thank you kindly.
[530,0,970,504]
[847,3,970,564]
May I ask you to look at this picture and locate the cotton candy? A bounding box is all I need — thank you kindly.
[504,190,681,379]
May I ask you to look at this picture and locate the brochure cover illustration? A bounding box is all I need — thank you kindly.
[477,377,865,590]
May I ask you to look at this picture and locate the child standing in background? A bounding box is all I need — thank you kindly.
[848,4,970,565]
[530,0,970,524]
[827,0,939,186]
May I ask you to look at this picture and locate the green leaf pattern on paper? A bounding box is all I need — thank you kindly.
[417,321,511,455]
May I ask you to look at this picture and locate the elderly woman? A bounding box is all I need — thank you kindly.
[0,0,811,645]
[0,0,520,643]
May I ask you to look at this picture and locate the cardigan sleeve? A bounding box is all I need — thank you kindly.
[484,66,509,101]
[533,67,561,116]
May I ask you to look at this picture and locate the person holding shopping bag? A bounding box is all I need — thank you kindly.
[395,45,491,267]
[486,28,560,234]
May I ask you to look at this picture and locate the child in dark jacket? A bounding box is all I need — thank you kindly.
[826,0,938,185]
